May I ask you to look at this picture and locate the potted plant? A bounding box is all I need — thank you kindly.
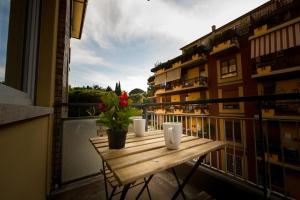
[97,91,139,149]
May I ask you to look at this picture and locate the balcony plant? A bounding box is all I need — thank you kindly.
[97,91,139,149]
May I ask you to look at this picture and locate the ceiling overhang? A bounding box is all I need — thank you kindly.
[71,0,88,39]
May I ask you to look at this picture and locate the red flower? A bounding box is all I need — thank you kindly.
[119,92,129,107]
[119,100,128,107]
[119,92,128,101]
[98,103,106,111]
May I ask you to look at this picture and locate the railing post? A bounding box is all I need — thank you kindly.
[142,106,148,132]
[258,101,268,199]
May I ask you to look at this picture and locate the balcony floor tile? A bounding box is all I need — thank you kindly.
[51,171,215,200]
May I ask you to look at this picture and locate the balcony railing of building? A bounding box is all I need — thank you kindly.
[135,92,300,199]
[250,0,299,29]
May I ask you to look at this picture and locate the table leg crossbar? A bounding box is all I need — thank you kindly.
[102,161,153,200]
[103,155,205,200]
[171,155,205,200]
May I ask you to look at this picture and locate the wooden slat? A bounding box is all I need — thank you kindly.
[94,133,165,148]
[110,180,119,187]
[107,138,212,171]
[114,141,226,185]
[99,136,199,160]
[91,130,164,145]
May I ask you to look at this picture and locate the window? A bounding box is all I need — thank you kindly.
[226,153,243,177]
[0,0,41,104]
[221,58,237,78]
[225,120,242,143]
[222,88,240,109]
[162,96,171,103]
[0,0,10,83]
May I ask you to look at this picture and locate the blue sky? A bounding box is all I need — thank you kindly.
[0,0,10,82]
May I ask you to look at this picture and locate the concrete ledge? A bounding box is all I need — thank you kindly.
[0,104,53,126]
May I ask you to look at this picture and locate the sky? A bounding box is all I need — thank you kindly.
[0,0,10,82]
[0,0,269,91]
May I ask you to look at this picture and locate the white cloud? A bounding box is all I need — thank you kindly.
[71,47,115,68]
[69,65,151,92]
[70,0,269,91]
[83,0,269,48]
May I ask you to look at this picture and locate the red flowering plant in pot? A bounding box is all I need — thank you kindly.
[97,91,139,149]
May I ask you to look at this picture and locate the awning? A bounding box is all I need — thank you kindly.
[250,20,300,59]
[166,68,181,82]
[154,74,166,85]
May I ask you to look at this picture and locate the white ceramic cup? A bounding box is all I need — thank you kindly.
[163,122,182,149]
[133,119,146,137]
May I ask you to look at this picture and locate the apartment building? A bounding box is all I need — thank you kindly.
[148,0,300,197]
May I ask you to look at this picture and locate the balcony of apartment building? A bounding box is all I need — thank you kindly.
[249,0,300,78]
[50,93,300,200]
[250,0,300,33]
[210,28,240,56]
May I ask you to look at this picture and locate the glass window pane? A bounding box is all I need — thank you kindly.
[221,61,228,67]
[0,0,11,83]
[235,156,243,176]
[221,66,228,74]
[225,120,233,141]
[229,58,236,65]
[229,64,237,72]
[226,154,234,173]
[234,121,242,143]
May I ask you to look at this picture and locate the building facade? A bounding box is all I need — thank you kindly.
[148,0,300,198]
[0,0,87,199]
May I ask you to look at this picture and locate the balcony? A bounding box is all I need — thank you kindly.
[250,0,300,31]
[210,39,239,55]
[251,48,300,78]
[49,93,300,200]
[156,77,208,96]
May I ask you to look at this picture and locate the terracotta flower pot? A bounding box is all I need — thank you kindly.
[107,129,127,149]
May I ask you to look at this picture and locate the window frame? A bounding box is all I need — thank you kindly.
[220,57,238,79]
[0,0,41,105]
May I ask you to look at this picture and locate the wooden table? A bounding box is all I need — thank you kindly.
[90,130,225,200]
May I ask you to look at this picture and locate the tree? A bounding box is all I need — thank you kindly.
[106,86,113,91]
[146,84,155,97]
[129,88,145,96]
[115,81,122,96]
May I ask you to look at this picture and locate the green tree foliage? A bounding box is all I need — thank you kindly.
[129,93,145,104]
[106,86,113,91]
[146,84,155,97]
[68,86,105,117]
[129,88,145,96]
[115,81,122,96]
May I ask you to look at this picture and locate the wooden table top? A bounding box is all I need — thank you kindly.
[90,130,225,185]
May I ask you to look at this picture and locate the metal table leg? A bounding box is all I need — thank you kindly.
[145,178,152,200]
[171,168,186,200]
[171,155,205,200]
[136,175,154,200]
[120,184,131,200]
[102,161,109,200]
[109,187,116,200]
